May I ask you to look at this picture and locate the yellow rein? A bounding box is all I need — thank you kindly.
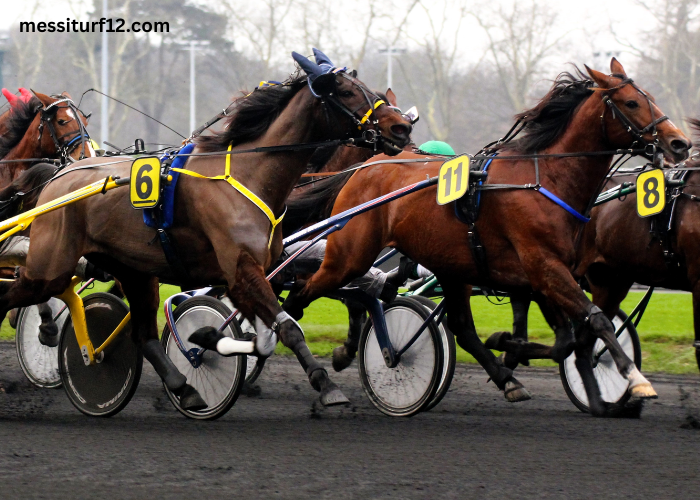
[358,99,386,129]
[171,144,285,248]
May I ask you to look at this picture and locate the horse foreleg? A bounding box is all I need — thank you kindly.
[523,255,656,411]
[440,279,532,403]
[36,301,60,347]
[117,271,206,411]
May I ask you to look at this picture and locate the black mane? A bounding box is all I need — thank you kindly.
[196,73,308,152]
[0,97,41,159]
[505,68,595,153]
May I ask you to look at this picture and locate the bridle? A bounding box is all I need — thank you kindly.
[37,96,92,164]
[598,75,669,154]
[313,71,405,150]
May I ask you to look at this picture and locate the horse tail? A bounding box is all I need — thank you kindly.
[0,163,57,221]
[283,170,354,237]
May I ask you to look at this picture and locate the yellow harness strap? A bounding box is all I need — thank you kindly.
[359,99,386,129]
[171,144,285,248]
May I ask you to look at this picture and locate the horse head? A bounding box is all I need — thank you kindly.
[586,58,691,164]
[292,48,412,155]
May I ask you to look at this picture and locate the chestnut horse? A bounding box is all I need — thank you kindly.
[0,49,412,409]
[282,59,691,416]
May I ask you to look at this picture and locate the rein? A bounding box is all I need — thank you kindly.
[37,96,93,164]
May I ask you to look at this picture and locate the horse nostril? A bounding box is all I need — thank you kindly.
[671,139,690,153]
[391,123,412,139]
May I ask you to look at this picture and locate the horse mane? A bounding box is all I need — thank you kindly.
[196,73,308,152]
[505,68,595,153]
[0,163,57,221]
[0,96,41,159]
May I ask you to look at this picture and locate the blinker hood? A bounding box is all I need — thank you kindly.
[291,48,347,97]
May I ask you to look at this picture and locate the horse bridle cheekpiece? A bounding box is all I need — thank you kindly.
[292,48,396,149]
[599,75,669,154]
[36,94,92,164]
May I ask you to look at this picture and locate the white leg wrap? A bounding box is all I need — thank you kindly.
[626,366,650,388]
[254,316,278,357]
[216,337,255,356]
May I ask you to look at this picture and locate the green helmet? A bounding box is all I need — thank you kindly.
[419,140,455,156]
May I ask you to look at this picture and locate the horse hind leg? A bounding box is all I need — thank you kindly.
[332,298,366,372]
[116,270,206,411]
[442,280,531,403]
[37,301,60,347]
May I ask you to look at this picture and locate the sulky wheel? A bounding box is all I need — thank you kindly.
[409,295,456,411]
[161,296,246,420]
[59,293,141,417]
[15,298,70,389]
[559,309,642,415]
[358,297,444,417]
[219,295,266,384]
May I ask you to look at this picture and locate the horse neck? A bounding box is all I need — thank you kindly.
[0,119,52,188]
[321,146,373,173]
[539,96,614,213]
[233,89,342,213]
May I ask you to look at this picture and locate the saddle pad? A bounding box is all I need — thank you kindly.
[143,142,195,229]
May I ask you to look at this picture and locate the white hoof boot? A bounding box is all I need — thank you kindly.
[627,367,658,399]
[254,316,278,358]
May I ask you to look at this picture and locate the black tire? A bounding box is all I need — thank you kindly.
[559,309,642,414]
[358,297,444,417]
[15,299,70,389]
[161,296,246,420]
[59,293,141,417]
[409,295,456,411]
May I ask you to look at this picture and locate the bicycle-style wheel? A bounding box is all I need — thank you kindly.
[410,295,456,411]
[358,297,444,417]
[16,298,70,388]
[161,296,246,420]
[59,293,141,417]
[559,309,642,414]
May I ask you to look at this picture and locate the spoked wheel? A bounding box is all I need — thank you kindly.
[358,297,444,417]
[16,298,70,388]
[410,295,456,411]
[59,293,141,417]
[161,296,246,420]
[559,309,642,414]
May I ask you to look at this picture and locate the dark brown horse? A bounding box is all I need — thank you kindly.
[282,59,691,416]
[0,49,412,409]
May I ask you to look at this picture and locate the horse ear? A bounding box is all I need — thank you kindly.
[385,88,398,107]
[2,88,19,107]
[312,48,335,70]
[29,89,54,108]
[584,65,616,89]
[61,91,73,99]
[292,51,322,77]
[610,57,627,77]
[18,88,32,102]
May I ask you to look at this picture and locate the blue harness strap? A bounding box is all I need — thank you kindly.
[143,143,194,229]
[537,187,591,223]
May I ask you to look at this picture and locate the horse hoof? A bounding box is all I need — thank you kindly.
[485,331,512,351]
[503,380,532,402]
[38,322,59,348]
[188,326,224,351]
[629,382,658,400]
[332,346,354,372]
[179,384,208,411]
[320,383,350,406]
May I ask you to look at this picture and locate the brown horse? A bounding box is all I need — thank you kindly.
[281,59,691,416]
[0,88,33,136]
[561,119,700,369]
[0,49,412,409]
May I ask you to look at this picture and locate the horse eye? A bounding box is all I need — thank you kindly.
[57,119,68,125]
[339,90,353,98]
[625,100,639,109]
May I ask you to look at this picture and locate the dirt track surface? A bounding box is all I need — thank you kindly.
[1,342,700,499]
